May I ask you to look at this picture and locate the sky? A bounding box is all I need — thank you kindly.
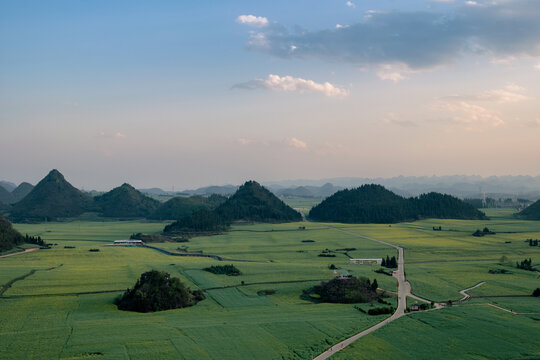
[1,0,540,190]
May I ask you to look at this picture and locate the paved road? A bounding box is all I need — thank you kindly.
[313,228,409,360]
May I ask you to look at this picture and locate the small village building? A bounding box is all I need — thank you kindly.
[113,240,144,246]
[410,304,420,311]
[349,258,382,265]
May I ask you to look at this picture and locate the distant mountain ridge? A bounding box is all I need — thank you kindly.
[264,175,540,199]
[309,184,486,224]
[0,181,16,192]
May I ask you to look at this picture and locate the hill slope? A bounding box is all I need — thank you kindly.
[0,216,24,251]
[216,181,301,222]
[11,182,34,203]
[0,186,14,205]
[10,170,93,222]
[164,181,301,234]
[94,183,160,218]
[149,194,226,220]
[309,184,486,223]
[517,200,540,220]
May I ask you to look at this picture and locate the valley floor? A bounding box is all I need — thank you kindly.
[0,211,538,359]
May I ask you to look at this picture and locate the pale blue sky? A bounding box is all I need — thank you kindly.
[1,0,540,190]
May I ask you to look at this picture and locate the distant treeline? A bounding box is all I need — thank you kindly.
[309,184,487,224]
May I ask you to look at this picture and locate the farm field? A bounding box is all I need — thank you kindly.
[0,211,538,359]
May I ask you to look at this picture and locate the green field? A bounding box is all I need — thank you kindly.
[0,212,539,359]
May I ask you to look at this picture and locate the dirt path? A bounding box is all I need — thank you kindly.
[313,228,408,360]
[0,247,39,259]
[457,282,485,303]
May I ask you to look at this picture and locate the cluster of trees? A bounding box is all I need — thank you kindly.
[516,258,535,271]
[115,270,204,313]
[309,185,486,224]
[164,209,230,234]
[368,306,394,315]
[527,239,539,247]
[0,216,24,251]
[472,227,496,237]
[381,255,397,268]
[310,276,379,303]
[23,234,48,247]
[164,181,301,234]
[533,288,540,297]
[203,264,241,276]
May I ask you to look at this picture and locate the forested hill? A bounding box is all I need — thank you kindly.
[517,200,540,220]
[10,170,93,222]
[94,183,160,218]
[308,184,486,223]
[0,216,24,252]
[149,194,226,220]
[164,181,301,234]
[215,181,302,222]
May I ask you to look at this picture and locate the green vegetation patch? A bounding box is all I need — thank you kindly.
[206,287,274,307]
[204,264,241,276]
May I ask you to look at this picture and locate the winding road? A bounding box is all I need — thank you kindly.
[313,228,410,360]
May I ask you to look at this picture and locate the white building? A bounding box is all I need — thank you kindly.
[349,258,382,265]
[113,240,144,246]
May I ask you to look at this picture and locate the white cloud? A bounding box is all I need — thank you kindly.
[335,24,349,29]
[383,113,417,127]
[437,101,504,128]
[236,15,269,27]
[376,64,411,82]
[234,74,349,97]
[535,62,540,70]
[115,132,127,139]
[346,1,356,8]
[286,137,307,149]
[247,32,268,48]
[444,85,529,103]
[465,1,479,6]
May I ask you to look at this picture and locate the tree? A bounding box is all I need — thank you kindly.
[533,288,540,297]
[371,279,378,291]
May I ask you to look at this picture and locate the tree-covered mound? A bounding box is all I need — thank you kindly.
[309,276,378,303]
[215,181,301,222]
[309,184,486,223]
[10,170,94,222]
[11,182,34,203]
[115,270,204,313]
[94,183,160,218]
[517,200,540,220]
[149,194,226,220]
[411,192,486,220]
[164,209,229,234]
[0,216,24,252]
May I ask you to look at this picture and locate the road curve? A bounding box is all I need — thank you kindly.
[313,228,408,360]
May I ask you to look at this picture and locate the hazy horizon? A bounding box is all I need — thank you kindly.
[2,0,540,190]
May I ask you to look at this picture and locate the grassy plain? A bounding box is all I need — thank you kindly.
[0,211,538,359]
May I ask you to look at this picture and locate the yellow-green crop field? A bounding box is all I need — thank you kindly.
[1,211,538,359]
